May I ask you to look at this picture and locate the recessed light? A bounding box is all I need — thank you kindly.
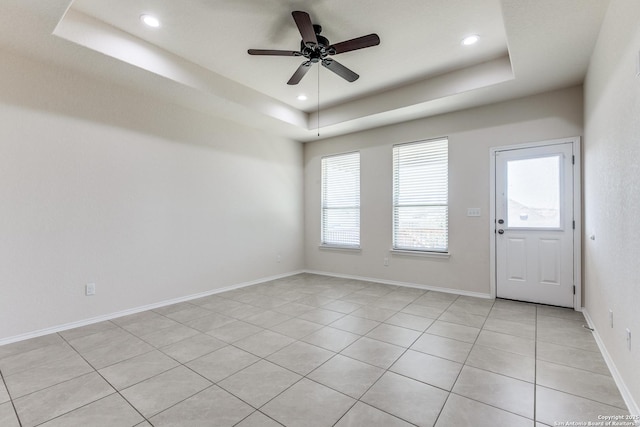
[462,34,479,46]
[297,94,308,101]
[140,14,160,28]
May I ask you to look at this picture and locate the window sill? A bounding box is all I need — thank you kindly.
[319,245,362,252]
[390,249,450,259]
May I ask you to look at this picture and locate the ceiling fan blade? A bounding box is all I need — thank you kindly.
[292,11,318,47]
[329,34,380,55]
[247,49,301,56]
[287,61,313,85]
[321,59,359,82]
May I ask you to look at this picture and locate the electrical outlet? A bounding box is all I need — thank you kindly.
[626,328,631,351]
[276,254,282,263]
[383,257,389,267]
[609,309,614,328]
[85,283,96,296]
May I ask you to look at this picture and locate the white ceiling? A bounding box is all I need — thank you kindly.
[0,0,610,142]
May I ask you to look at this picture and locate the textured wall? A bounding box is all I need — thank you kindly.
[583,0,640,411]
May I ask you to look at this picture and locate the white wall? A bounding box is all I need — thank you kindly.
[304,86,583,295]
[0,50,304,341]
[583,0,640,411]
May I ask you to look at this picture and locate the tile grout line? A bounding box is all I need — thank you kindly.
[179,291,394,425]
[414,296,461,427]
[252,293,427,427]
[2,336,132,426]
[438,300,543,423]
[2,280,425,425]
[66,312,316,425]
[306,291,436,427]
[326,295,466,426]
[55,332,154,427]
[1,276,623,426]
[432,296,497,426]
[272,294,529,425]
[1,301,520,426]
[0,368,23,427]
[92,308,297,424]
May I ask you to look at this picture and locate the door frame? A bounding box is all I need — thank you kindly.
[489,137,582,310]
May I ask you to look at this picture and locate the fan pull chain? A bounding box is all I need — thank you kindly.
[317,64,320,137]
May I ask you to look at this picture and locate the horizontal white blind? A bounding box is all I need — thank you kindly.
[321,152,360,247]
[393,138,448,252]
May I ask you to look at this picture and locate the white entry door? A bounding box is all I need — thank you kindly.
[494,141,576,307]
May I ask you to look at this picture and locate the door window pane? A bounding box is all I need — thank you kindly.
[506,155,561,228]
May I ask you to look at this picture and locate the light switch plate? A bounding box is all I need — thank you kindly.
[467,208,481,217]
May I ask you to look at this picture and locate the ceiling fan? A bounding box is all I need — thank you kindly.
[248,11,380,85]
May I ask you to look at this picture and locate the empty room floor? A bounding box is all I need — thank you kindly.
[0,273,630,427]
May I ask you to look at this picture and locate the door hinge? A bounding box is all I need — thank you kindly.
[572,155,575,165]
[573,285,576,295]
[572,220,575,229]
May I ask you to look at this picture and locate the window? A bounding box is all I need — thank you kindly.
[393,138,448,252]
[321,152,360,247]
[506,155,561,228]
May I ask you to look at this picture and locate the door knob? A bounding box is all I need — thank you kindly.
[498,219,504,224]
[498,229,504,234]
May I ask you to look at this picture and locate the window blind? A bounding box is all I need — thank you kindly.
[393,138,448,252]
[321,152,360,247]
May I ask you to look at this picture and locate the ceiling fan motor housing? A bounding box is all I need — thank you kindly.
[300,32,333,62]
[247,11,379,85]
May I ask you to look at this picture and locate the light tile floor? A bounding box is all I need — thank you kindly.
[0,273,631,427]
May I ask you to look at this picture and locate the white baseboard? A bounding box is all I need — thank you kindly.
[0,270,305,347]
[304,269,492,299]
[583,308,640,420]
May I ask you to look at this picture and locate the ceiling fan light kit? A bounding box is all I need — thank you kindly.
[248,11,380,85]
